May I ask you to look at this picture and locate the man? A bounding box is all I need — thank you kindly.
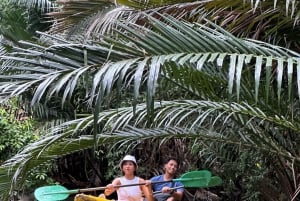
[150,158,184,201]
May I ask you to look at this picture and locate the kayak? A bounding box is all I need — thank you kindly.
[74,193,114,201]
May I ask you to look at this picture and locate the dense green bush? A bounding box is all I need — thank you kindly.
[0,104,37,162]
[0,102,56,191]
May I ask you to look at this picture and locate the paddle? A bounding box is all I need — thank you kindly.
[152,176,223,195]
[153,186,184,195]
[206,176,222,187]
[34,170,212,201]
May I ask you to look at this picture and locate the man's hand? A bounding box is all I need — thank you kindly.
[161,186,174,194]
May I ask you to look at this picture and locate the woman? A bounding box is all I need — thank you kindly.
[104,155,153,201]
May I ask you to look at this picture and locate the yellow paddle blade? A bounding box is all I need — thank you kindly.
[74,194,113,201]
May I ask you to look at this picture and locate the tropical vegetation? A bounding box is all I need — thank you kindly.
[0,100,36,162]
[0,0,300,200]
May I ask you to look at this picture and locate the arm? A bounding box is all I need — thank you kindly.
[171,182,184,201]
[140,178,154,201]
[170,189,183,201]
[160,183,183,201]
[104,178,121,196]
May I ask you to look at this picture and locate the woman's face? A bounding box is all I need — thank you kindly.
[121,161,136,174]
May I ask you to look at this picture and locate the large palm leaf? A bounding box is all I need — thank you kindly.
[38,0,300,49]
[1,15,299,105]
[0,100,298,198]
[1,14,300,200]
[9,0,54,11]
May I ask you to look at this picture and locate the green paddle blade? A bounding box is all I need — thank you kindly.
[34,185,76,201]
[176,170,212,187]
[206,176,222,187]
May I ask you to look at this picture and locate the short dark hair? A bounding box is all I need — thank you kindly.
[164,157,179,165]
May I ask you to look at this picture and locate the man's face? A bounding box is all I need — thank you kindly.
[164,159,178,175]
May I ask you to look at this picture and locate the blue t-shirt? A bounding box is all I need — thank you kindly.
[150,175,184,193]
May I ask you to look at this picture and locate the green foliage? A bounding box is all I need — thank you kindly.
[0,105,37,161]
[0,0,52,47]
[221,150,267,200]
[0,102,56,193]
[104,148,131,180]
[24,163,56,191]
[1,0,300,200]
[0,0,32,42]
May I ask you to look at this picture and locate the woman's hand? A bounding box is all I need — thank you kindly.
[141,179,154,201]
[145,180,152,186]
[104,184,115,196]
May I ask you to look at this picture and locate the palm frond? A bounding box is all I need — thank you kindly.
[55,1,209,37]
[0,98,298,198]
[46,0,116,35]
[0,32,143,105]
[1,15,300,109]
[8,0,54,11]
[34,100,300,159]
[0,36,7,57]
[1,0,300,200]
[43,0,300,46]
[93,14,300,107]
[201,0,300,52]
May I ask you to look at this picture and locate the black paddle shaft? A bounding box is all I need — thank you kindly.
[77,180,174,193]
